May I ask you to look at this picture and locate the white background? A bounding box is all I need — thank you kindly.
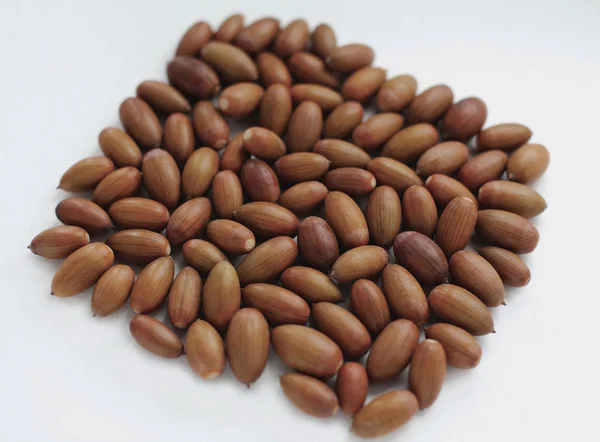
[1,0,599,441]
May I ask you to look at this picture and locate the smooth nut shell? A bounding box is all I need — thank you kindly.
[425,174,478,208]
[166,197,211,244]
[215,14,245,43]
[237,237,298,285]
[281,373,339,418]
[271,324,343,378]
[323,101,364,139]
[106,229,170,264]
[324,191,369,249]
[366,320,419,381]
[203,261,240,331]
[168,267,202,329]
[351,390,418,438]
[335,362,369,415]
[240,159,280,203]
[119,97,162,149]
[181,147,219,198]
[91,265,134,317]
[257,52,293,88]
[435,197,478,257]
[285,101,323,153]
[382,123,439,163]
[163,113,194,163]
[506,143,550,183]
[279,181,328,216]
[212,170,244,219]
[449,250,505,307]
[185,320,226,379]
[476,209,539,254]
[58,156,115,192]
[366,185,402,248]
[200,41,258,82]
[312,302,371,358]
[406,84,454,124]
[234,202,299,238]
[331,246,389,285]
[274,19,309,58]
[206,220,256,255]
[136,80,191,114]
[56,197,113,234]
[28,226,90,259]
[429,284,495,335]
[218,82,264,119]
[393,231,448,285]
[478,180,547,218]
[402,185,438,237]
[416,141,470,177]
[290,84,343,112]
[175,21,212,56]
[130,256,174,314]
[442,97,487,141]
[311,23,337,60]
[297,216,339,270]
[274,152,330,184]
[477,123,532,151]
[287,52,339,89]
[425,323,482,369]
[243,127,286,160]
[98,128,142,167]
[167,56,221,98]
[327,44,374,73]
[221,133,249,173]
[367,157,423,194]
[458,150,509,190]
[142,149,181,208]
[324,167,376,197]
[108,198,169,231]
[381,264,429,326]
[352,113,404,151]
[313,139,371,169]
[182,239,227,274]
[342,67,386,103]
[192,101,229,149]
[51,243,114,297]
[376,74,417,112]
[242,283,310,325]
[259,83,292,135]
[236,17,280,53]
[478,246,531,287]
[281,266,342,303]
[226,308,270,385]
[350,279,391,336]
[408,339,447,409]
[130,315,183,358]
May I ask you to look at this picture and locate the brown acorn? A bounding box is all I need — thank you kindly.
[119,97,162,149]
[92,167,142,207]
[281,266,342,303]
[279,181,328,216]
[206,220,256,255]
[352,113,405,151]
[98,128,142,168]
[366,319,419,381]
[323,101,364,139]
[381,123,439,163]
[221,134,250,173]
[324,191,369,249]
[181,147,219,198]
[331,246,389,284]
[326,43,374,73]
[163,113,194,164]
[435,197,478,257]
[342,67,386,103]
[290,84,343,112]
[201,41,258,82]
[211,170,244,220]
[376,74,417,112]
[257,52,293,88]
[236,17,280,53]
[237,237,298,285]
[351,390,419,438]
[91,264,135,317]
[259,83,292,135]
[506,143,550,184]
[130,315,183,358]
[168,266,202,329]
[234,202,299,238]
[105,229,170,264]
[476,209,539,254]
[478,246,531,287]
[215,14,244,43]
[166,197,212,245]
[281,373,339,418]
[175,21,212,56]
[242,127,286,160]
[366,185,402,248]
[408,339,447,409]
[381,264,429,326]
[335,362,369,415]
[167,56,221,98]
[226,308,270,385]
[449,250,505,307]
[108,198,170,231]
[185,320,225,379]
[367,157,423,193]
[51,243,114,297]
[182,239,228,274]
[402,185,438,237]
[274,152,330,184]
[425,174,478,208]
[324,167,376,197]
[393,231,448,285]
[141,149,181,208]
[192,101,229,149]
[288,51,340,88]
[425,323,482,369]
[55,197,113,234]
[297,216,339,270]
[274,19,309,58]
[136,80,191,114]
[285,101,323,153]
[240,159,280,203]
[313,139,371,169]
[58,156,115,192]
[311,23,337,60]
[28,225,90,259]
[241,283,310,325]
[203,261,241,331]
[350,279,391,336]
[218,82,264,119]
[130,256,174,314]
[406,84,453,124]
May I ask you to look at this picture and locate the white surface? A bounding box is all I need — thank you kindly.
[1,0,599,441]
